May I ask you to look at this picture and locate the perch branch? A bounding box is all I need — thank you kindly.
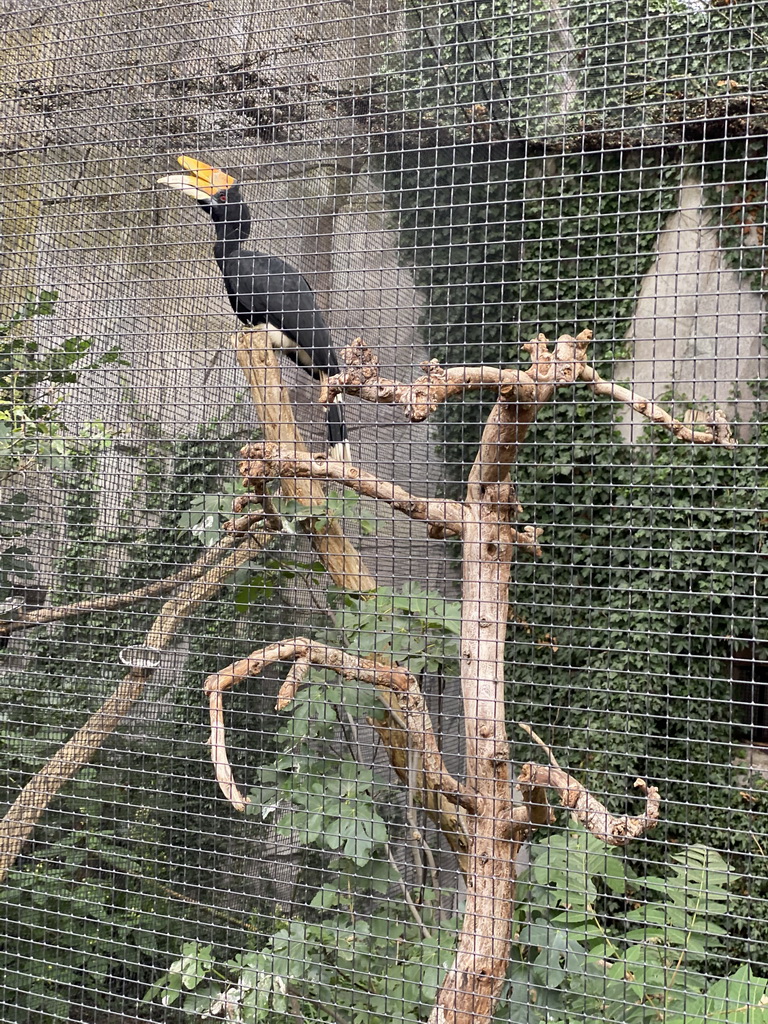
[0,533,267,881]
[238,444,543,553]
[203,639,474,865]
[329,333,736,449]
[433,337,572,1024]
[328,338,536,420]
[235,328,376,591]
[0,513,268,638]
[578,361,737,448]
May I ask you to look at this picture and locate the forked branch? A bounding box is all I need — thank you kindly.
[203,639,476,867]
[328,332,737,448]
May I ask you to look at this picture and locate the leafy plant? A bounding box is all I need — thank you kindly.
[0,829,180,1022]
[0,290,126,606]
[0,288,123,480]
[499,824,768,1023]
[0,490,37,603]
[331,582,462,675]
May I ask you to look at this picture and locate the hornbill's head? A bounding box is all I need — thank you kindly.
[158,156,248,237]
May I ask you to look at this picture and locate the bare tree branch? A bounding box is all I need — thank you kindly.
[328,338,535,420]
[329,332,736,449]
[238,444,544,552]
[0,534,266,881]
[578,362,737,448]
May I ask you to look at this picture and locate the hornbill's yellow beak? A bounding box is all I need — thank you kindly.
[157,155,237,201]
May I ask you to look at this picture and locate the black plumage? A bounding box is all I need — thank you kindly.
[159,159,348,457]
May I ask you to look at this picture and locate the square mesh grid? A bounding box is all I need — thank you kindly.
[0,1,766,1021]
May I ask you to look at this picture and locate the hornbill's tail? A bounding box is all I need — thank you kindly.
[327,395,351,464]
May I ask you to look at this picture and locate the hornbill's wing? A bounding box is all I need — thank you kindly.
[219,251,339,378]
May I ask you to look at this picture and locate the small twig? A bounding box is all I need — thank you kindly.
[419,826,441,900]
[406,744,427,900]
[518,722,561,769]
[286,985,351,1024]
[386,845,433,940]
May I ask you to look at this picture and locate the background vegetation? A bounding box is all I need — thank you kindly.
[0,0,766,1020]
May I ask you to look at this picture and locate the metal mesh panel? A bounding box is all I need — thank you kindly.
[0,1,766,1021]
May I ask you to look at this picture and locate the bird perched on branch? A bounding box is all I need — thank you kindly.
[158,156,350,462]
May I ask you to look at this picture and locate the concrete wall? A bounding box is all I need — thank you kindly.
[0,0,446,590]
[619,178,766,442]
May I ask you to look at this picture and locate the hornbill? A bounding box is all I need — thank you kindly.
[158,156,350,462]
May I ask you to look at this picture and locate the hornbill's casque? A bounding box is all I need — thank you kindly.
[158,156,350,461]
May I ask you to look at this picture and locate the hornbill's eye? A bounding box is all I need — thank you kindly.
[216,190,227,203]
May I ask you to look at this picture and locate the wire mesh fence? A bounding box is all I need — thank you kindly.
[0,0,766,1021]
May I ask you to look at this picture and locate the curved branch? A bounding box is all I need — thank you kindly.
[203,638,475,863]
[516,763,661,845]
[0,535,266,881]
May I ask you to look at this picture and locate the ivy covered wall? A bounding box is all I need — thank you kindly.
[380,126,768,960]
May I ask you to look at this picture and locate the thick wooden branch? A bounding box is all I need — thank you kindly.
[0,534,266,882]
[239,442,543,553]
[433,332,571,1024]
[329,333,736,449]
[240,443,465,538]
[235,328,376,592]
[203,639,474,866]
[0,513,269,639]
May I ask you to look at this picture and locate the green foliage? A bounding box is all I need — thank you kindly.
[331,582,461,675]
[705,135,768,303]
[0,288,123,479]
[0,417,273,1022]
[147,906,456,1024]
[510,412,766,795]
[146,662,461,1023]
[0,830,184,1021]
[382,16,768,964]
[0,290,124,603]
[0,490,37,603]
[496,824,768,1023]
